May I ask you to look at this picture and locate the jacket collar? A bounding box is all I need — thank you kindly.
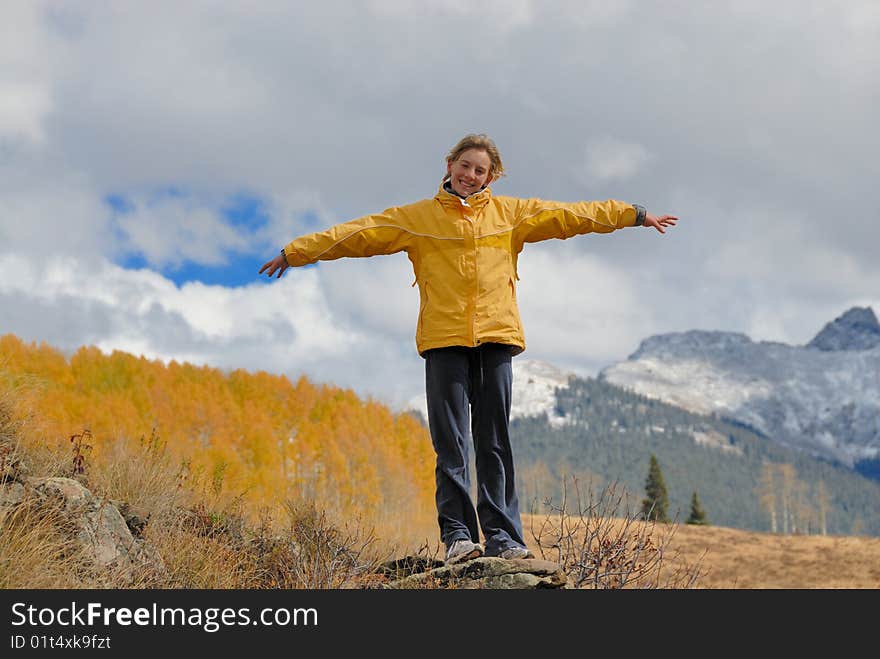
[435,180,492,211]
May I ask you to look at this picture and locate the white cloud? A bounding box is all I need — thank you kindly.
[319,255,419,340]
[579,136,652,183]
[0,82,51,144]
[0,2,52,144]
[515,243,651,367]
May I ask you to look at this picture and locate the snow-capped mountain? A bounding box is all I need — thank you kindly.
[405,358,575,427]
[598,307,880,468]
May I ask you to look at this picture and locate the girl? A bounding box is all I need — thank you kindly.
[260,134,678,565]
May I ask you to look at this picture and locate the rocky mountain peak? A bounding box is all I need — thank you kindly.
[807,306,880,351]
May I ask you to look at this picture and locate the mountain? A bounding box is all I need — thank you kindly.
[508,375,880,535]
[598,307,880,475]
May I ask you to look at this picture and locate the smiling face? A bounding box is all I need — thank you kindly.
[446,148,493,197]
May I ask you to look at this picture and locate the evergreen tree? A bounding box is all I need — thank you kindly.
[641,454,670,522]
[686,490,709,525]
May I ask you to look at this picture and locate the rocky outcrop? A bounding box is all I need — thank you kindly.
[376,555,568,589]
[0,474,165,584]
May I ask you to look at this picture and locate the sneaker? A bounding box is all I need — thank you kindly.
[445,539,484,565]
[499,545,534,560]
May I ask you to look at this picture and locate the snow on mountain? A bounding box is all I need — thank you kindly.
[598,308,880,468]
[405,358,575,427]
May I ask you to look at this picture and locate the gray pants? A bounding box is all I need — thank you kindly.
[424,343,526,556]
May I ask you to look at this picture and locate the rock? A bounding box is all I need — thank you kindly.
[110,499,150,538]
[377,555,445,579]
[0,445,28,484]
[0,481,26,524]
[2,476,165,584]
[380,556,568,589]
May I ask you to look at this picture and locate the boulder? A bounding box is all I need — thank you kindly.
[380,556,568,589]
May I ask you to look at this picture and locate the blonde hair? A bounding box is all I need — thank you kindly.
[443,133,506,185]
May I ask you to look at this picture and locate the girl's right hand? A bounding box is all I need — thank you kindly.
[259,253,290,279]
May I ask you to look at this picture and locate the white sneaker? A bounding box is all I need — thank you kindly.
[445,539,484,565]
[499,546,534,560]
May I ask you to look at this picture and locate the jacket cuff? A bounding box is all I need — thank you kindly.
[633,204,647,226]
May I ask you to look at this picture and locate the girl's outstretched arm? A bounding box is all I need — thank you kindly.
[510,197,642,250]
[258,205,417,280]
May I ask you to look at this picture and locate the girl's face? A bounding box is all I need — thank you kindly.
[447,148,493,197]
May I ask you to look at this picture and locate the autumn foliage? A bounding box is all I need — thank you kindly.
[0,334,436,539]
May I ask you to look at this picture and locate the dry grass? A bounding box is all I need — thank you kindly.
[664,522,880,589]
[0,492,90,588]
[522,513,880,589]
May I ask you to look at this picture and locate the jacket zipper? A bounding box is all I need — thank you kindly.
[461,199,479,347]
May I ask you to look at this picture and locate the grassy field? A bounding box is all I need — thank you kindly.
[666,523,880,589]
[522,513,880,589]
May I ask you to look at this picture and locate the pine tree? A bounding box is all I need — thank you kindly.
[686,490,709,525]
[641,454,669,522]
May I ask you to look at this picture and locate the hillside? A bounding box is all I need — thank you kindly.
[510,376,880,536]
[0,333,437,539]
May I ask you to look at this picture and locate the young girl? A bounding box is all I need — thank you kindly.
[260,134,677,565]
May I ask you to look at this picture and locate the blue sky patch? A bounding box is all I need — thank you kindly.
[118,250,281,287]
[104,194,134,214]
[108,189,288,288]
[221,193,270,231]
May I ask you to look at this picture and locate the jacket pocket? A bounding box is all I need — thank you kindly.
[417,280,429,337]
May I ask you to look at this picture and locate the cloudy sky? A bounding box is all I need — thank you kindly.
[2,1,878,410]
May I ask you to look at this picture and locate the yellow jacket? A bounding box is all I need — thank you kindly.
[283,185,643,357]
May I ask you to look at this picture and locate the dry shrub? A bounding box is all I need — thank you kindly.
[528,476,707,589]
[135,524,256,589]
[244,501,389,589]
[87,429,189,530]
